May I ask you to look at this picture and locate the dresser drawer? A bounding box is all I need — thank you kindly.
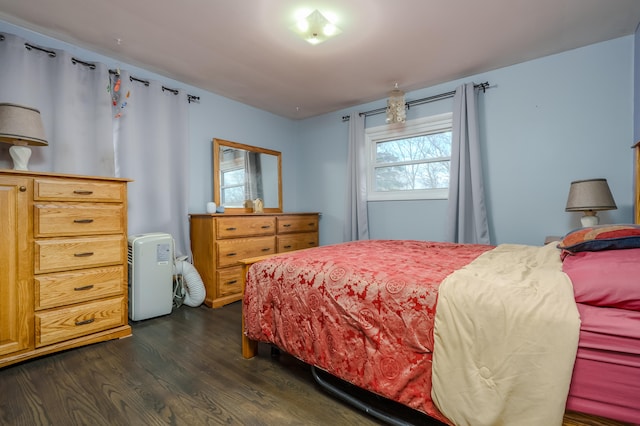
[35,266,124,310]
[35,297,125,347]
[34,203,125,237]
[216,236,276,268]
[277,233,319,253]
[217,266,243,297]
[35,235,125,273]
[34,179,125,202]
[277,215,319,234]
[216,216,276,239]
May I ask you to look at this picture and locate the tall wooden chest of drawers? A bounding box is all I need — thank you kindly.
[0,170,131,368]
[190,213,319,308]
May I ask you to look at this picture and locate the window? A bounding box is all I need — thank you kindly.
[366,113,453,201]
[219,149,246,205]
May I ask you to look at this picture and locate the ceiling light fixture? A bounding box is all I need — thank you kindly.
[386,83,406,124]
[292,9,341,45]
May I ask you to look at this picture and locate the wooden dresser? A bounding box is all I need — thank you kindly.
[190,213,319,308]
[0,170,131,368]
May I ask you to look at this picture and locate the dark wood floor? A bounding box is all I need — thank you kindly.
[0,302,443,425]
[1,302,632,426]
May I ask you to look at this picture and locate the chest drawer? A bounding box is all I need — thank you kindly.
[35,266,124,310]
[216,236,276,268]
[35,235,125,273]
[35,296,125,347]
[35,179,125,202]
[216,216,276,239]
[277,215,319,234]
[217,266,243,297]
[34,204,125,237]
[277,233,319,253]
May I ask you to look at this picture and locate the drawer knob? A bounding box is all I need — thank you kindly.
[75,318,95,326]
[73,190,94,195]
[19,186,27,192]
[308,223,315,226]
[261,248,271,252]
[74,252,94,257]
[74,285,95,291]
[226,227,237,231]
[226,280,238,285]
[283,224,291,227]
[261,225,271,229]
[74,219,94,224]
[284,245,292,249]
[226,252,237,257]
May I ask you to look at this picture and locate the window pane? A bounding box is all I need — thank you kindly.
[222,187,245,205]
[374,161,450,191]
[376,132,451,163]
[222,169,244,186]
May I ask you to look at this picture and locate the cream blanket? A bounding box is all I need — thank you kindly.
[431,243,580,426]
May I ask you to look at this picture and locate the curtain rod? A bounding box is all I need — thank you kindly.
[108,69,200,103]
[341,81,490,122]
[0,34,201,105]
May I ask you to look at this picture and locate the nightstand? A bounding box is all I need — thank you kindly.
[544,235,562,245]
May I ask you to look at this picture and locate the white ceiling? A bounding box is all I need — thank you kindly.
[1,0,640,119]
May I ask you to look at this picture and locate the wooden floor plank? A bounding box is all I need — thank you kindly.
[0,301,632,425]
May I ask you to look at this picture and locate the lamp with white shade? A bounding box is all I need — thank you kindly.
[0,103,48,171]
[565,178,617,227]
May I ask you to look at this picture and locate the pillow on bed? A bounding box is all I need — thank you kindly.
[557,224,640,254]
[562,248,640,310]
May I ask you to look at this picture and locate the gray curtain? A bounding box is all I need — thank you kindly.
[244,151,262,201]
[446,83,490,244]
[343,112,369,241]
[0,32,114,175]
[113,70,191,258]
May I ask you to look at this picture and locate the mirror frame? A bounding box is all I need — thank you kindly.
[213,138,283,213]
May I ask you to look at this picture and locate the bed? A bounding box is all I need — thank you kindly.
[241,224,640,422]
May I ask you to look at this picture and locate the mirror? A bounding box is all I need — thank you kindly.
[213,138,283,213]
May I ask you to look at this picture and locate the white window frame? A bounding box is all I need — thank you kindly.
[366,113,453,201]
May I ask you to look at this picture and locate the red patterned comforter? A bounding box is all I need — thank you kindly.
[243,240,493,422]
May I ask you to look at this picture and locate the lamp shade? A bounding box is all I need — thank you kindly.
[0,103,48,146]
[565,178,617,212]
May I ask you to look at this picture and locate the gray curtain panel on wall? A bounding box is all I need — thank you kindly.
[0,32,114,176]
[446,82,490,244]
[343,112,369,241]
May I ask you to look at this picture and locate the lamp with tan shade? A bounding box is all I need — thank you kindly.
[565,178,617,227]
[0,103,48,171]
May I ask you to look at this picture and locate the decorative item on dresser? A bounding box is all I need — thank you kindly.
[0,170,131,369]
[189,213,319,308]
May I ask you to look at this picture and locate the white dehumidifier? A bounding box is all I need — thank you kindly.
[127,232,174,321]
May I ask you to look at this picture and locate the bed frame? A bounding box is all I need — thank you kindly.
[240,145,640,425]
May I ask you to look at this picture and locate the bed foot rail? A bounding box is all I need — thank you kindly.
[310,366,418,426]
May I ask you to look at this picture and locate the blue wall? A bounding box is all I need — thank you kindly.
[1,19,636,247]
[299,36,636,246]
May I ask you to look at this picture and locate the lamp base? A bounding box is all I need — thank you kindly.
[580,213,599,228]
[9,144,32,171]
